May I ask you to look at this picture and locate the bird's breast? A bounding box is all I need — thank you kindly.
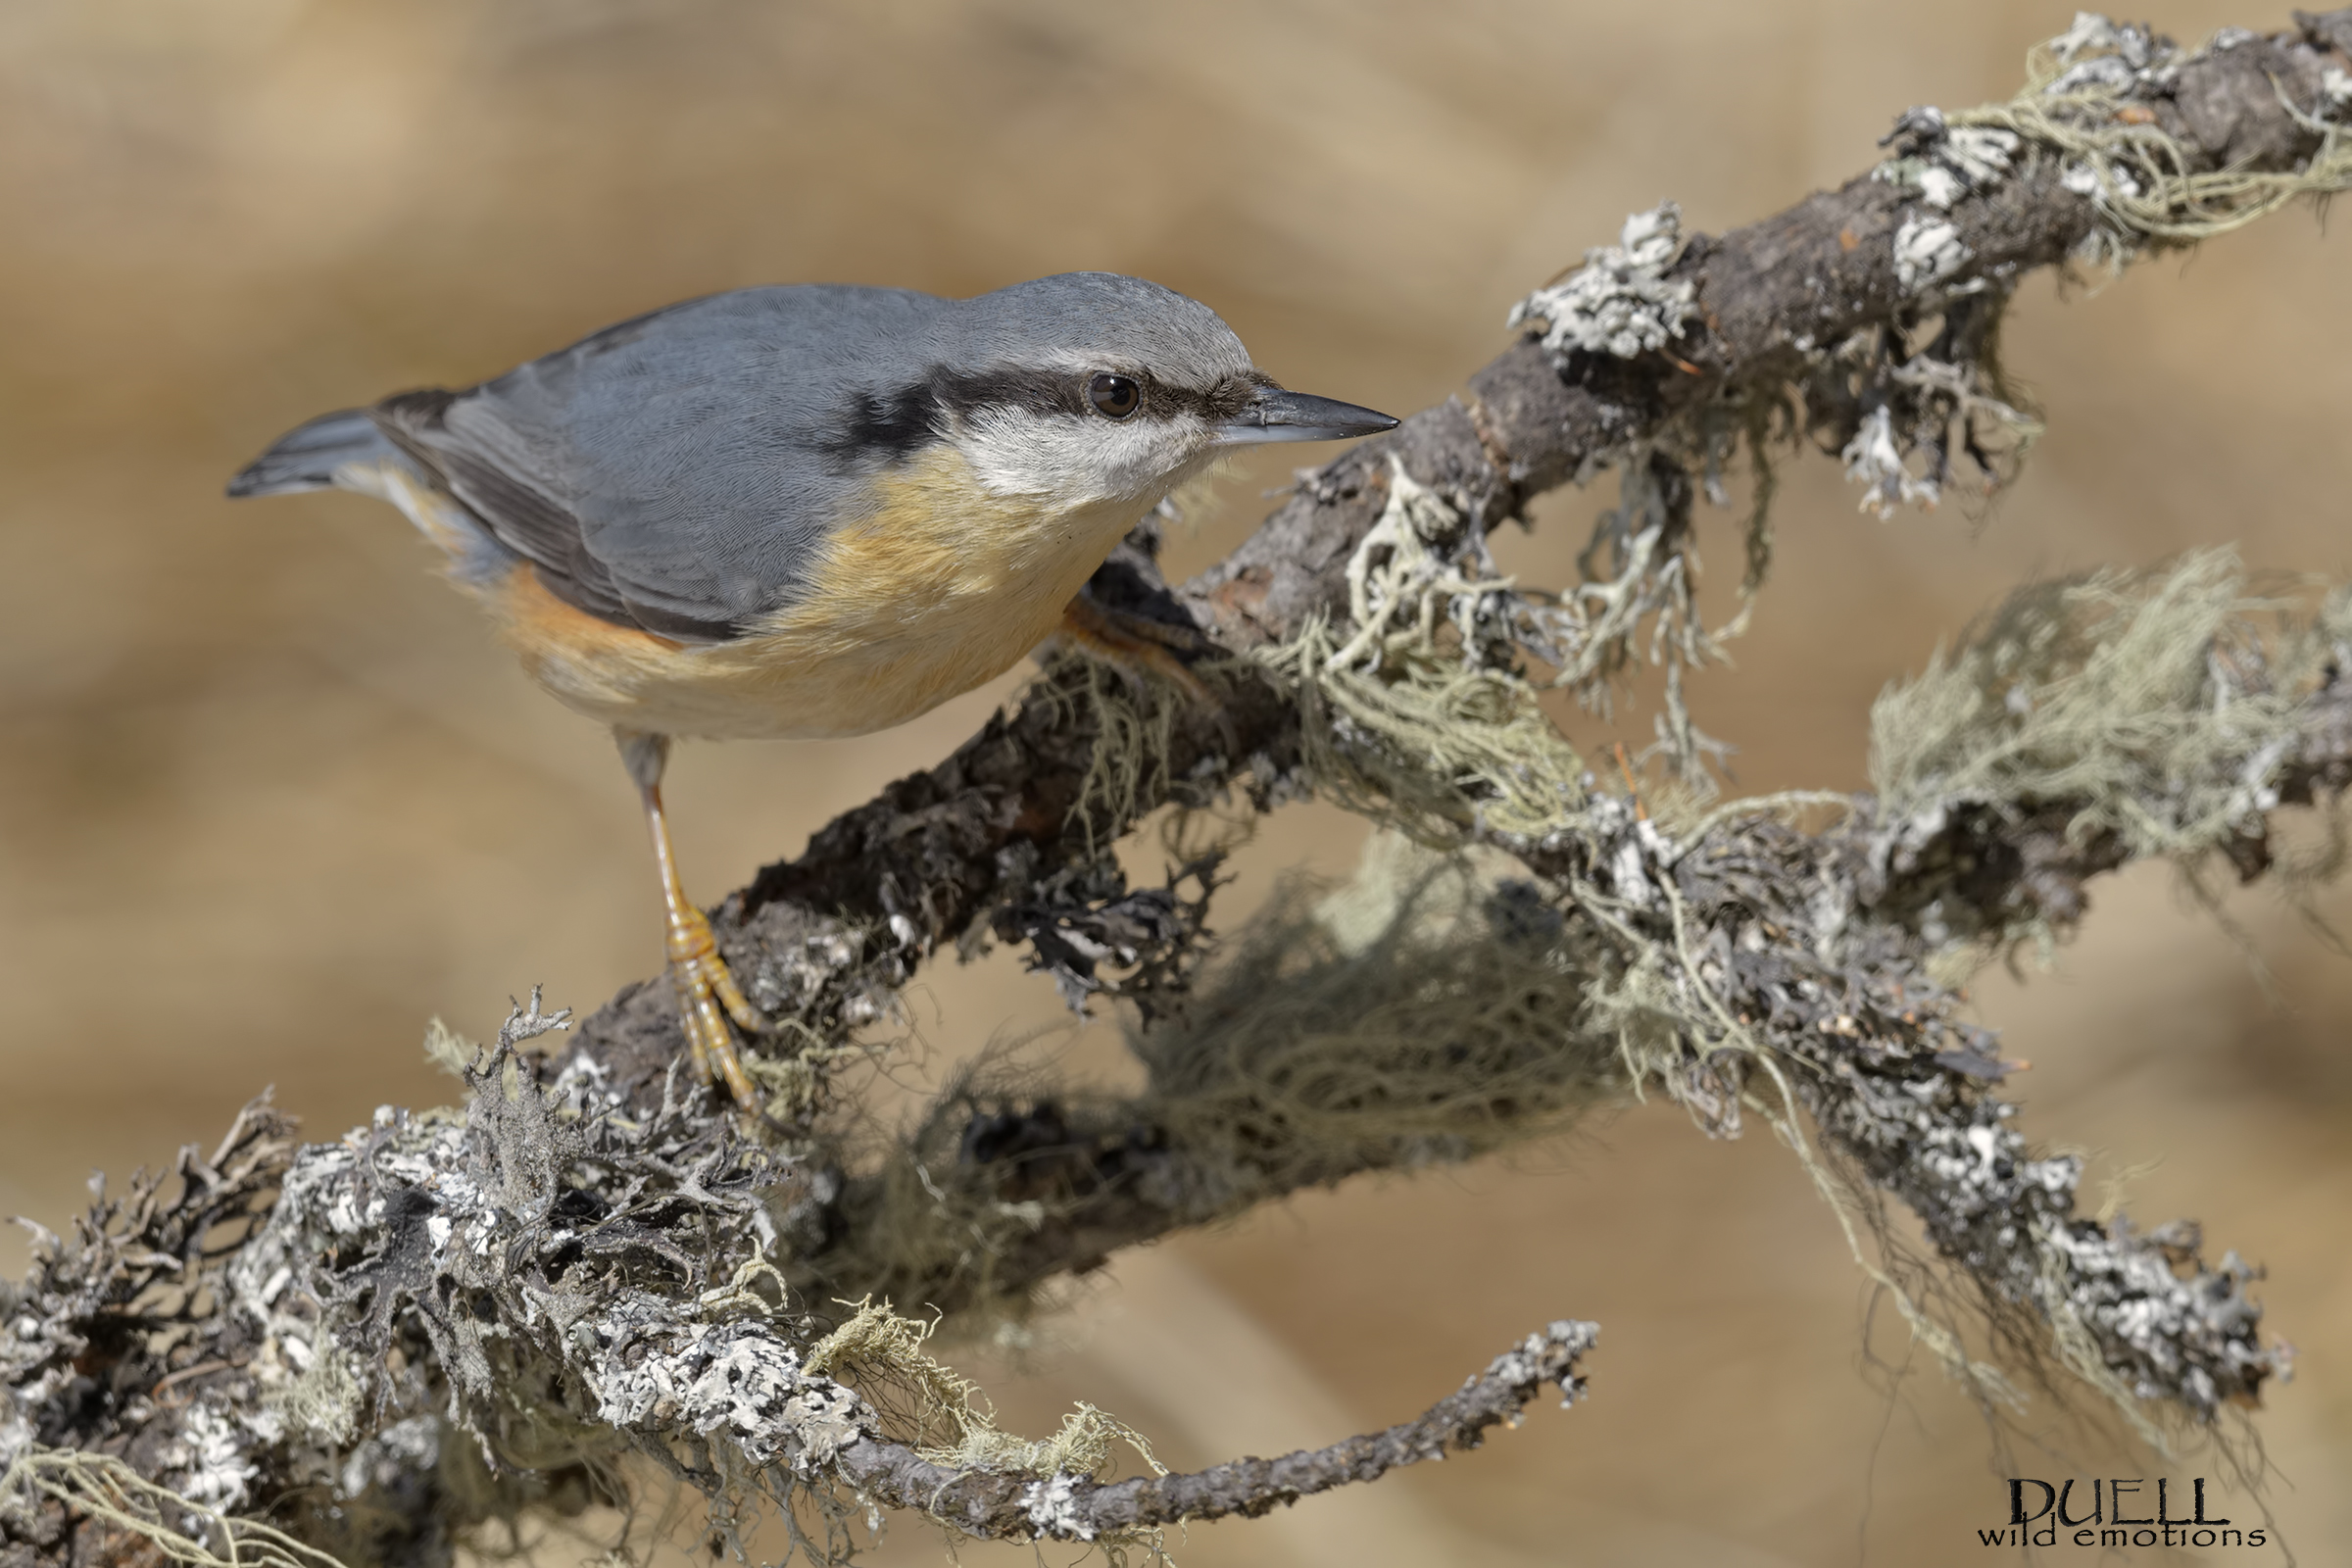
[494,445,1142,740]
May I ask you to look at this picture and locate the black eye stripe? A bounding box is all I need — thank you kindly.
[823,385,938,466]
[825,367,1274,466]
[933,367,1091,422]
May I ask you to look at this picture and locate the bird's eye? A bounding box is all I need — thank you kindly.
[1088,372,1142,419]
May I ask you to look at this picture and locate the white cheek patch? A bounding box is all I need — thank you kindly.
[955,408,1214,511]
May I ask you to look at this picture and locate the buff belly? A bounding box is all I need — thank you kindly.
[479,452,1147,741]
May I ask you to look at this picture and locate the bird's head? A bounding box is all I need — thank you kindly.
[880,271,1397,512]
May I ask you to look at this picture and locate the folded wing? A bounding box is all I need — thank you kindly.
[370,285,947,643]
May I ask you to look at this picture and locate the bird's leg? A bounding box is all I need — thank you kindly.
[1050,589,1218,708]
[616,729,762,1110]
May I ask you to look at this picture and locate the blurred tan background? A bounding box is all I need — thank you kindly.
[3,1,2348,1563]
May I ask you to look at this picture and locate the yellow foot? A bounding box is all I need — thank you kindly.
[664,900,764,1111]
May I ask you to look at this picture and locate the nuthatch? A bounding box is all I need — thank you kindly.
[229,271,1397,1107]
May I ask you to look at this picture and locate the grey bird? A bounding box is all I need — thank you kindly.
[229,270,1398,1107]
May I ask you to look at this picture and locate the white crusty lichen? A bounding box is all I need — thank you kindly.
[1485,1321,1599,1408]
[2045,12,2177,94]
[2060,160,2144,202]
[1841,406,1938,515]
[2032,15,2175,223]
[1836,348,2043,519]
[1874,108,2022,210]
[1942,127,2020,184]
[588,1317,866,1475]
[166,1402,265,1514]
[1507,203,1696,360]
[1891,215,1969,293]
[1019,1472,1094,1542]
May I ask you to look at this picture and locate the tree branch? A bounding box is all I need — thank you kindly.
[830,1321,1596,1542]
[8,10,2352,1567]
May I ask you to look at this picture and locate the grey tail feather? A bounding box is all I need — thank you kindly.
[225,408,391,498]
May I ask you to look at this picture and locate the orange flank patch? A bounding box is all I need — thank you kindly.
[486,446,1147,741]
[491,563,691,690]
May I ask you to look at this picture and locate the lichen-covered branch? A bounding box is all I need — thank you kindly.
[571,4,2352,1105]
[803,555,2339,1436]
[830,1320,1595,1542]
[2,999,1596,1567]
[7,11,2352,1568]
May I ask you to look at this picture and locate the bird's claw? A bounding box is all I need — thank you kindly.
[1055,593,1226,718]
[664,901,764,1111]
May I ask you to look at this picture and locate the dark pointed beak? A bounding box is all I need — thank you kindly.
[1215,387,1399,447]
